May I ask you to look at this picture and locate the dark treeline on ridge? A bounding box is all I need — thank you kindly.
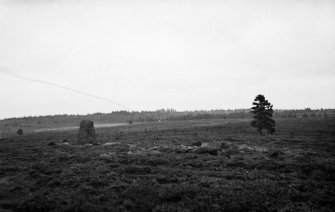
[2,108,334,127]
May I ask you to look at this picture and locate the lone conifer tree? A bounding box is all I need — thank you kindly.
[250,94,275,135]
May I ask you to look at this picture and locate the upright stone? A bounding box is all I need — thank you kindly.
[77,120,96,144]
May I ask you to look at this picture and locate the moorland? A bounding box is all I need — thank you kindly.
[0,117,334,211]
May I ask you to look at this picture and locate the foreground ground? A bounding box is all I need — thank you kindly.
[0,118,335,211]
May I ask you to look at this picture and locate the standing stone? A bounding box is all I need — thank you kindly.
[77,120,96,145]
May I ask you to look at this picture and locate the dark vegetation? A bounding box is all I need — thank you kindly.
[16,129,23,136]
[0,118,335,211]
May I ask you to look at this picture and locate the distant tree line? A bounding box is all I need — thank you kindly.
[272,108,331,119]
[1,108,334,127]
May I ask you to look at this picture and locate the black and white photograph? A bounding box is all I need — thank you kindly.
[0,0,334,211]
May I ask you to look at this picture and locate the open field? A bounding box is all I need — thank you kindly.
[0,118,335,211]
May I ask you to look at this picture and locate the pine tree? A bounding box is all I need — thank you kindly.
[250,94,275,135]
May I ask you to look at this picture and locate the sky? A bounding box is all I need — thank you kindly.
[0,0,334,119]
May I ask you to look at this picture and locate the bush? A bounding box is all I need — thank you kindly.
[16,129,23,135]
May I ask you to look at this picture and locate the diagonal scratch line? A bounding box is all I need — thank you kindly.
[0,66,133,111]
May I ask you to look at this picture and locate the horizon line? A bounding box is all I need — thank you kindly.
[1,107,334,120]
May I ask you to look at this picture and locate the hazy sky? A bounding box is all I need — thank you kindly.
[0,0,334,118]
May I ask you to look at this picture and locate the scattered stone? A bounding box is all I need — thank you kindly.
[102,142,121,146]
[157,145,174,153]
[201,143,209,147]
[238,144,268,153]
[175,148,188,154]
[62,139,69,143]
[83,143,93,147]
[148,150,162,155]
[62,142,70,145]
[77,120,96,145]
[99,154,112,159]
[175,145,194,153]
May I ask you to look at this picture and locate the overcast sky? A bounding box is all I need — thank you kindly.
[0,0,334,119]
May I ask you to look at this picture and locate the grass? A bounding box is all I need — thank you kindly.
[0,118,335,211]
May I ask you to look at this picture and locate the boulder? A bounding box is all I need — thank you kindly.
[175,145,194,153]
[77,120,96,145]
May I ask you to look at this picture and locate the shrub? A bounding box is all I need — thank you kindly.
[16,129,23,135]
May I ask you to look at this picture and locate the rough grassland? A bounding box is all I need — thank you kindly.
[0,118,335,212]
